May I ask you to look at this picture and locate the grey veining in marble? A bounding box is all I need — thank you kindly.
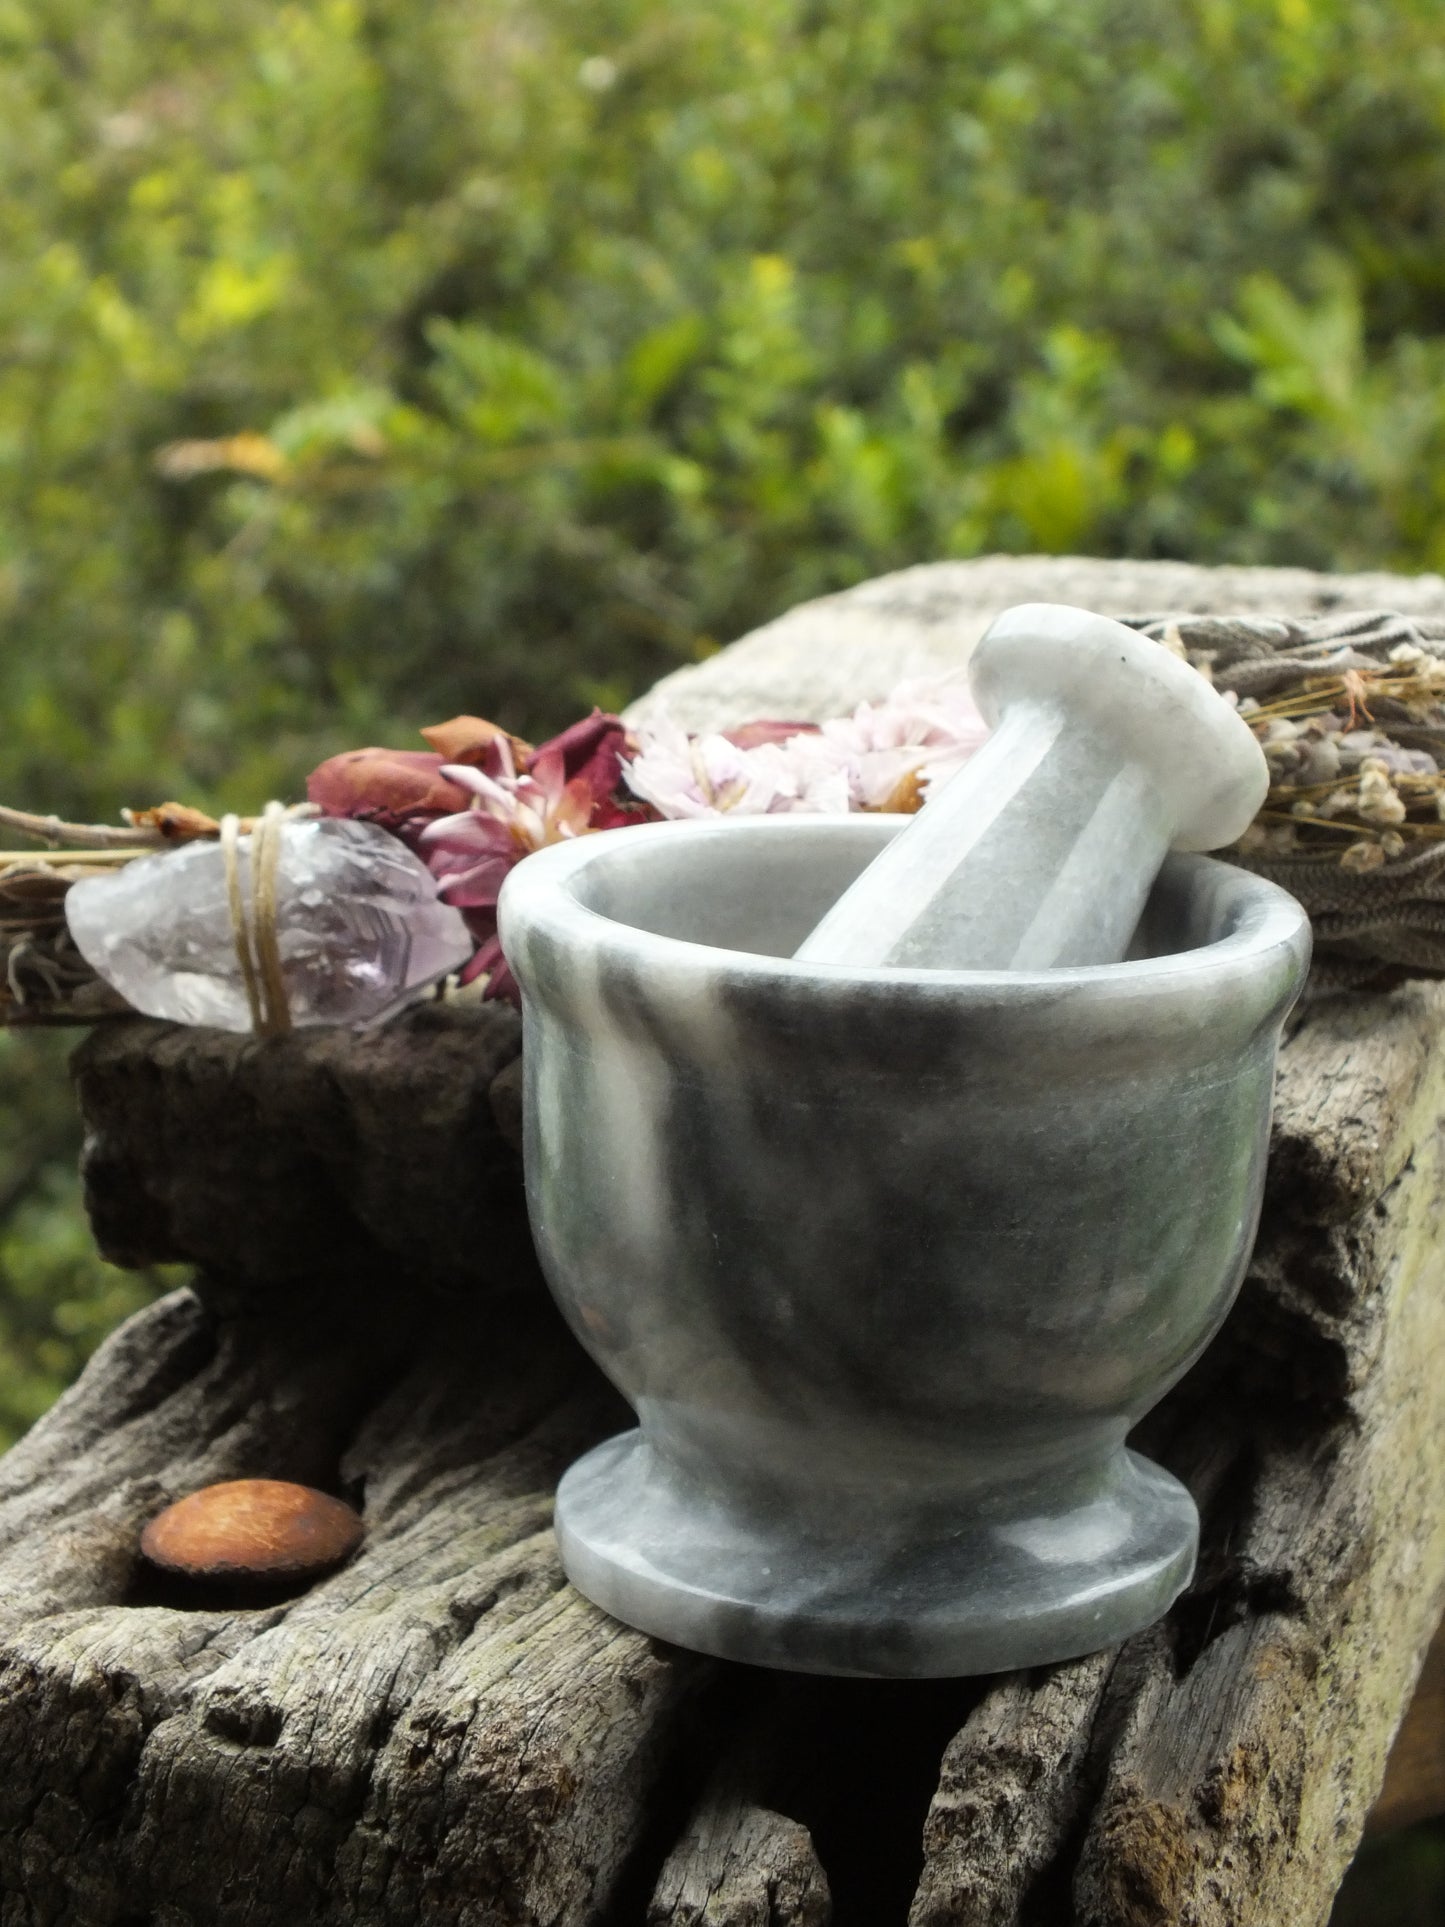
[795,603,1268,971]
[498,816,1310,1677]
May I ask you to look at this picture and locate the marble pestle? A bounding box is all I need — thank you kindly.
[793,602,1269,972]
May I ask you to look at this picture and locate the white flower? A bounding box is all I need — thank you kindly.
[622,673,990,820]
[819,673,991,809]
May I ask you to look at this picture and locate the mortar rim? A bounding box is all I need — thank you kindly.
[498,813,1311,1009]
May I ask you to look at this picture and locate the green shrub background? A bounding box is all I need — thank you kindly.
[4,0,1445,1430]
[4,3,1445,1902]
[7,0,1445,834]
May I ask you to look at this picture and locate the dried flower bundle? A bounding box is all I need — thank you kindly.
[2,853,136,1022]
[1129,609,1445,979]
[9,607,1445,1023]
[0,804,289,1022]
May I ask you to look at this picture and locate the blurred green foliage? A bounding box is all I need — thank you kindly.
[0,1028,181,1449]
[5,0,1445,825]
[4,0,1445,1512]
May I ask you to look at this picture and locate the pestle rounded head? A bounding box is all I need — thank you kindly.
[971,603,1268,853]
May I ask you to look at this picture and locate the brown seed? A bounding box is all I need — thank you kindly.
[140,1479,363,1585]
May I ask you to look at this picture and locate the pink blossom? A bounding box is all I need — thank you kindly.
[418,710,635,998]
[456,929,515,999]
[422,739,609,905]
[540,710,635,817]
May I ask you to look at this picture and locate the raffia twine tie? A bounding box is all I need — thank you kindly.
[220,801,293,1036]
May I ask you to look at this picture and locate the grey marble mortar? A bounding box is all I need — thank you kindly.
[498,815,1311,1678]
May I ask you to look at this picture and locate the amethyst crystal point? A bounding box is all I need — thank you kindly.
[66,817,472,1031]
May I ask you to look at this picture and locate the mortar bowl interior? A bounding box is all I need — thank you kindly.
[526,809,1300,972]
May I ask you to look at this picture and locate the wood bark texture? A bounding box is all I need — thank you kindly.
[2,556,1445,1926]
[646,1689,834,1927]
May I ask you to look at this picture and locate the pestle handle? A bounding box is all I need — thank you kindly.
[793,603,1268,972]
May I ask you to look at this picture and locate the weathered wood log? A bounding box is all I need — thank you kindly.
[913,1652,1118,1927]
[647,1683,832,1927]
[72,998,531,1303]
[650,1802,830,1927]
[0,1276,707,1926]
[3,555,1445,1925]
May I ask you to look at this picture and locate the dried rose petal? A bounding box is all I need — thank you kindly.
[460,927,517,1000]
[306,748,475,833]
[420,714,533,772]
[723,720,821,751]
[536,710,631,810]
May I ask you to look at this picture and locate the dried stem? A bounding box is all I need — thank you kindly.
[1259,812,1363,836]
[0,850,154,868]
[0,804,166,850]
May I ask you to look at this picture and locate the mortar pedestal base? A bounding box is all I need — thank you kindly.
[555,1429,1197,1679]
